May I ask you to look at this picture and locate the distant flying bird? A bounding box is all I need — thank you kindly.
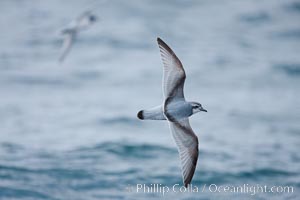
[59,11,97,62]
[137,38,207,187]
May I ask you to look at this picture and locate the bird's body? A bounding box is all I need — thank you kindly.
[59,11,97,62]
[138,100,193,121]
[137,38,207,187]
[164,99,193,121]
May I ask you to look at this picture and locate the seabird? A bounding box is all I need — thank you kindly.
[59,11,97,62]
[137,38,207,187]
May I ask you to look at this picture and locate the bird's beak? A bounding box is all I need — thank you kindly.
[200,107,207,112]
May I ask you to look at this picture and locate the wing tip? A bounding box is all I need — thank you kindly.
[156,37,183,67]
[157,37,167,48]
[182,162,197,188]
[183,176,193,188]
[137,110,144,120]
[184,182,189,188]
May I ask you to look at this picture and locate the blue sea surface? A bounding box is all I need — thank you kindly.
[0,0,299,199]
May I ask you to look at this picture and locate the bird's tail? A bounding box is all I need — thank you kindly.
[137,105,166,120]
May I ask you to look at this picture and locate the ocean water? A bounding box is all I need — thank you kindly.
[0,0,299,199]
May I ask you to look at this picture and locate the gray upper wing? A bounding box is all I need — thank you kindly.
[168,118,199,187]
[157,38,186,100]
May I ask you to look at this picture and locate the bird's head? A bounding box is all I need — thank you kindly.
[89,15,97,22]
[190,102,207,114]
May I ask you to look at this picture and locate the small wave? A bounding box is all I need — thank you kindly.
[0,142,24,153]
[102,142,176,158]
[0,186,56,200]
[201,150,234,161]
[103,38,152,50]
[273,63,300,76]
[25,38,57,48]
[8,75,71,87]
[102,168,140,176]
[98,116,140,126]
[72,70,102,81]
[236,168,296,178]
[74,142,176,159]
[290,152,300,163]
[238,11,271,24]
[149,174,181,185]
[0,164,93,180]
[196,168,297,184]
[79,36,152,50]
[284,1,300,13]
[271,29,300,40]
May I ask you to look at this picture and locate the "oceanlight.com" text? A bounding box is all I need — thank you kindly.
[126,183,294,196]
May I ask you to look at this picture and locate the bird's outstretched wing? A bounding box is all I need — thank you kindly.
[59,32,76,62]
[168,118,199,187]
[157,38,186,99]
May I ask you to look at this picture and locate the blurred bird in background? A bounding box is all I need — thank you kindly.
[59,10,97,62]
